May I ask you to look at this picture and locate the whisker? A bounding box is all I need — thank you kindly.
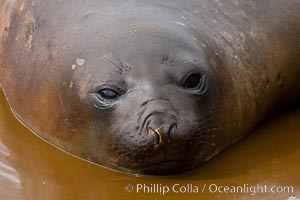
[197,135,216,138]
[181,112,213,125]
[198,140,217,146]
[198,119,214,127]
[198,121,216,129]
[126,88,141,95]
[100,72,122,77]
[200,127,219,132]
[112,52,131,72]
[104,58,123,74]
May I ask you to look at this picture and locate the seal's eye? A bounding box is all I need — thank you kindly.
[88,87,122,109]
[184,74,202,89]
[183,73,207,94]
[98,89,120,100]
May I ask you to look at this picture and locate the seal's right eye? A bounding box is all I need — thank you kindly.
[98,89,120,100]
[88,86,123,109]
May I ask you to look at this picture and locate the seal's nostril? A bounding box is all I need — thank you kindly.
[169,123,178,133]
[148,127,163,147]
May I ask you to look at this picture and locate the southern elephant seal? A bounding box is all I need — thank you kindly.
[1,0,300,175]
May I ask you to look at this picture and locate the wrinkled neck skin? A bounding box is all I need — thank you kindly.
[1,0,300,175]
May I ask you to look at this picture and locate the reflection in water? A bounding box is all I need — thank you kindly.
[0,89,299,200]
[0,142,20,200]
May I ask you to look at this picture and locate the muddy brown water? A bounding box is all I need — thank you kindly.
[0,89,299,200]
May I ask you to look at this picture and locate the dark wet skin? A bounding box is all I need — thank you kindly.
[1,0,300,175]
[62,9,224,174]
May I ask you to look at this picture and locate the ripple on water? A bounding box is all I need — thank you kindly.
[0,142,21,200]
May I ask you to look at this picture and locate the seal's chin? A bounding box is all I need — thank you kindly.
[114,160,195,175]
[136,160,195,175]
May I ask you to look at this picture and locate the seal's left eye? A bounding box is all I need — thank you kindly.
[183,73,207,94]
[184,74,202,89]
[98,89,120,100]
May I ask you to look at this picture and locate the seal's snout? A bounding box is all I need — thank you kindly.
[109,100,217,174]
[146,116,178,147]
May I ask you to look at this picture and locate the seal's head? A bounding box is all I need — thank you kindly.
[2,1,242,174]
